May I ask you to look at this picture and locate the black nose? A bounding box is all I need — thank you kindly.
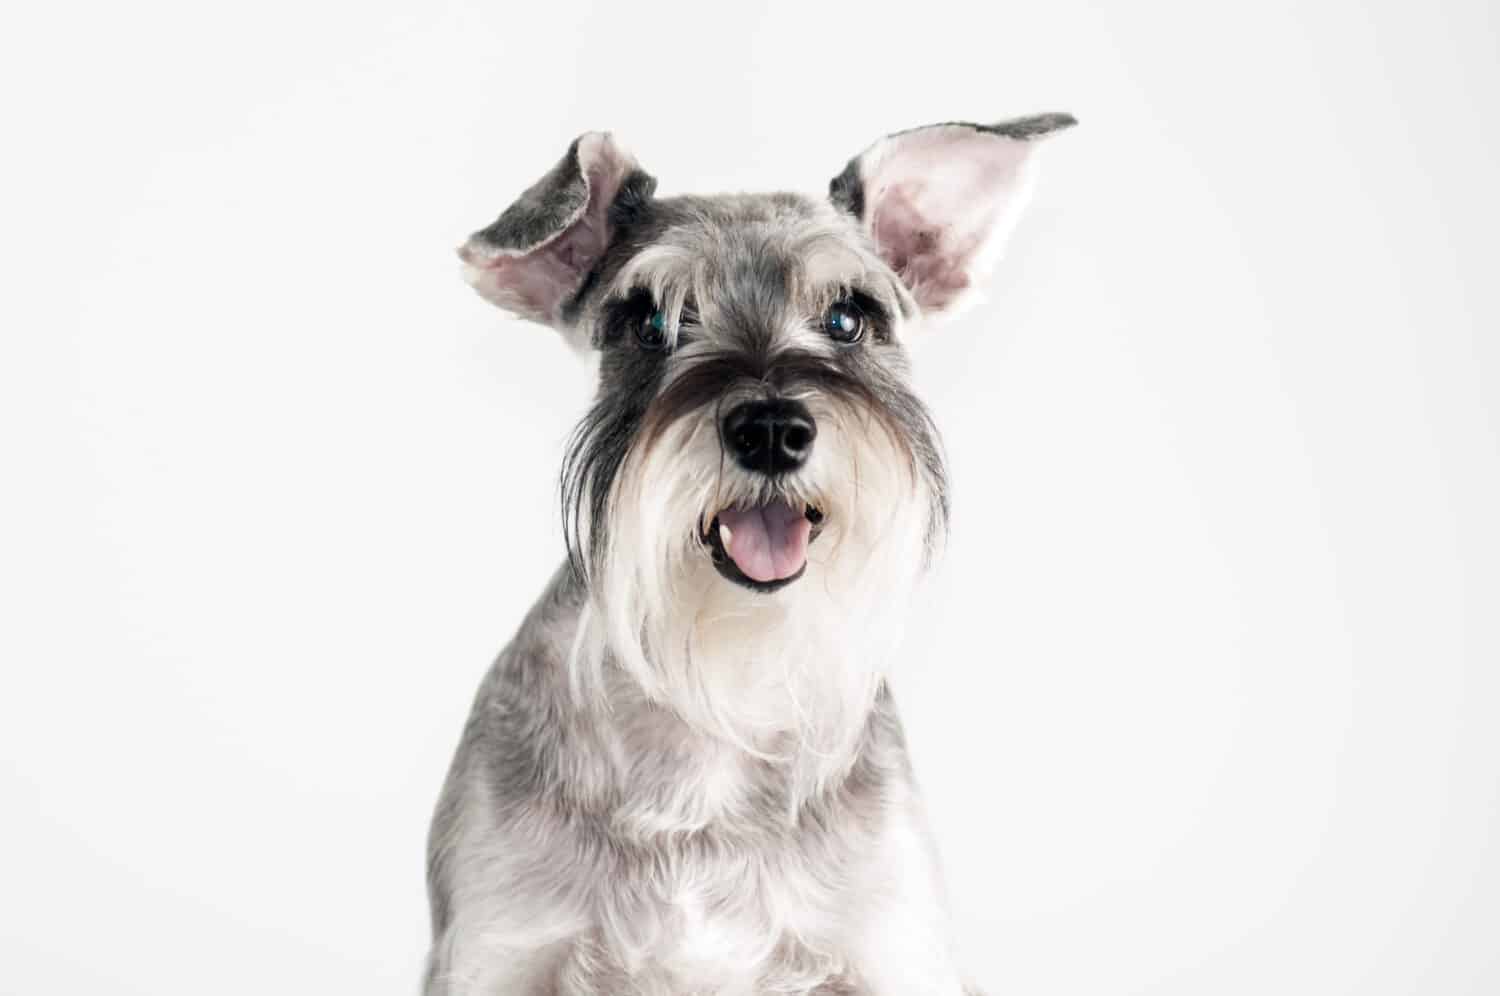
[722,399,817,475]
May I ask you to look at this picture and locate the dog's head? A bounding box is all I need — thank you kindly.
[459,117,1072,745]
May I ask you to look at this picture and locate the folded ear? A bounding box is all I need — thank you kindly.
[459,132,655,330]
[829,113,1075,316]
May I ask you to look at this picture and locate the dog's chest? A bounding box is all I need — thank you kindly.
[587,741,858,990]
[590,833,847,992]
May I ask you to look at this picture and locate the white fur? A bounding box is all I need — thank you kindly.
[574,363,928,768]
[433,749,969,995]
[425,116,1080,992]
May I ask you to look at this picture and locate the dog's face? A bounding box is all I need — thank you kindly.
[565,190,946,599]
[458,118,1071,742]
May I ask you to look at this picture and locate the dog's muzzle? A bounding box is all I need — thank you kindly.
[701,502,825,593]
[701,398,824,591]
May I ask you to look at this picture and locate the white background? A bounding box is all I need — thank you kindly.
[3,1,1497,993]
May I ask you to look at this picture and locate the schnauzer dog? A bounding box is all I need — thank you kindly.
[426,113,1074,995]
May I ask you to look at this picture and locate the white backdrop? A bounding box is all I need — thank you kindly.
[3,1,1498,993]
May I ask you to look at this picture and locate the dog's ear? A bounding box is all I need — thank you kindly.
[459,132,655,332]
[829,113,1075,316]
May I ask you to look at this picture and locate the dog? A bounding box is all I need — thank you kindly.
[426,113,1074,995]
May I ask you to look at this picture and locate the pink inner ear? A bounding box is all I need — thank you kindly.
[871,183,975,311]
[461,133,636,326]
[861,127,1038,313]
[554,142,631,274]
[467,249,579,322]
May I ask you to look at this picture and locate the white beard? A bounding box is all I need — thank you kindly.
[568,392,939,791]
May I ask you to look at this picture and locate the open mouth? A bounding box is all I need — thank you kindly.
[700,500,826,593]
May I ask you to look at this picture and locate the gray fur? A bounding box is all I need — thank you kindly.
[473,136,593,253]
[432,118,1070,994]
[471,137,659,256]
[428,567,916,992]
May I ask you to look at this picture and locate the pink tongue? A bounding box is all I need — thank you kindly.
[717,501,812,583]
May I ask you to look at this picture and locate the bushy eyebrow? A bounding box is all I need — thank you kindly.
[790,230,910,322]
[603,242,698,339]
[597,286,704,353]
[596,214,912,346]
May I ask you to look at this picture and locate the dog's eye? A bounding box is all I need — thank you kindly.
[824,301,864,343]
[637,308,669,350]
